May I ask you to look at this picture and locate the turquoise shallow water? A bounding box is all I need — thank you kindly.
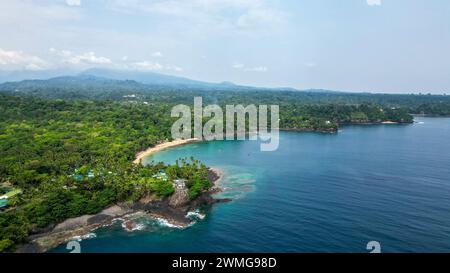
[51,117,450,253]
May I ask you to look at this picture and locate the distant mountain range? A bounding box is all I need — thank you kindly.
[0,69,75,83]
[0,68,332,93]
[80,68,217,87]
[0,68,263,90]
[2,69,449,109]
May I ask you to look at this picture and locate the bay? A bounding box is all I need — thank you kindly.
[51,117,450,253]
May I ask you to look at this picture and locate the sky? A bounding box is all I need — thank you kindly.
[0,0,449,93]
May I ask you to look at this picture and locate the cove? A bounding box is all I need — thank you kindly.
[50,117,450,253]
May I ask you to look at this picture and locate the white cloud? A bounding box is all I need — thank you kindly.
[236,7,284,29]
[51,49,112,65]
[166,65,183,72]
[128,60,183,72]
[232,63,267,72]
[108,0,286,33]
[66,0,81,6]
[0,1,81,27]
[48,48,182,71]
[366,0,381,6]
[73,52,111,64]
[151,51,163,58]
[0,48,48,70]
[244,66,267,72]
[131,61,164,70]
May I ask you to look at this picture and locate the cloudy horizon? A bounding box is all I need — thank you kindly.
[0,0,449,93]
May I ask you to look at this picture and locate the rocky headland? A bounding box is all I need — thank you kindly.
[17,167,230,253]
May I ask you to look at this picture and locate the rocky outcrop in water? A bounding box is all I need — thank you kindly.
[17,168,231,253]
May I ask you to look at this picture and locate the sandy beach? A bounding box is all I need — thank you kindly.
[133,133,263,165]
[19,138,227,253]
[381,121,399,124]
[133,138,200,164]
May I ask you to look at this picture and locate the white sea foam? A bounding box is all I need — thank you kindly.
[72,232,97,242]
[155,217,192,229]
[112,214,192,231]
[122,222,145,231]
[186,210,206,220]
[121,220,146,232]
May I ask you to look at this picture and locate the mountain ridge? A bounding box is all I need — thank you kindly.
[0,68,317,92]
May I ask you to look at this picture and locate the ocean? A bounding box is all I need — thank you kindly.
[51,117,450,253]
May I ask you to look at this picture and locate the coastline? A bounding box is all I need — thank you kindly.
[280,127,337,134]
[18,167,226,253]
[207,167,225,194]
[339,120,413,126]
[15,121,428,253]
[132,123,411,159]
[133,138,200,164]
[20,205,137,253]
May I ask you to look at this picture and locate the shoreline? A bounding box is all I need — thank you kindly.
[133,138,200,164]
[17,121,424,253]
[20,205,136,253]
[133,121,412,163]
[18,167,226,253]
[208,167,225,194]
[280,128,337,134]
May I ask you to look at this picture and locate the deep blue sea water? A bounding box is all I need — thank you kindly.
[51,117,450,253]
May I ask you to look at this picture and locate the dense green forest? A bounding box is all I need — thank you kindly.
[1,75,449,116]
[0,95,213,252]
[0,75,449,252]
